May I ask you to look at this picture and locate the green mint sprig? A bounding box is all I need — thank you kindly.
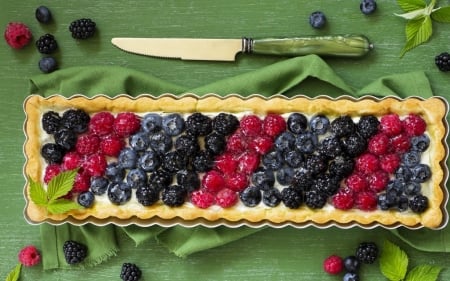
[29,169,81,214]
[395,0,450,57]
[380,240,442,281]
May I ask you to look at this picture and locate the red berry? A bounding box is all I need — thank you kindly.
[402,114,426,136]
[380,153,401,174]
[113,112,141,137]
[237,151,260,174]
[248,135,273,154]
[226,172,249,192]
[226,131,246,154]
[191,189,215,208]
[43,164,61,183]
[89,112,115,136]
[355,191,378,211]
[4,22,32,49]
[263,114,286,138]
[62,151,82,170]
[355,153,380,175]
[215,153,238,175]
[367,170,389,193]
[368,133,389,155]
[202,170,226,193]
[380,114,403,136]
[100,134,124,157]
[72,172,91,193]
[76,134,100,155]
[82,153,107,177]
[345,173,368,193]
[18,245,41,267]
[390,133,411,153]
[332,189,355,210]
[216,188,238,208]
[323,255,344,275]
[240,115,262,137]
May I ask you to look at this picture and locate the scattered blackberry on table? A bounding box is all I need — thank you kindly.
[136,184,159,206]
[161,185,187,207]
[435,52,450,72]
[240,186,262,207]
[4,22,33,49]
[120,263,142,281]
[281,187,303,209]
[212,113,239,135]
[409,194,429,213]
[35,6,52,23]
[42,111,61,134]
[61,109,90,133]
[138,150,161,172]
[162,113,185,136]
[69,18,96,39]
[355,242,378,264]
[63,240,87,264]
[107,182,132,205]
[360,0,377,15]
[357,115,380,139]
[186,112,213,136]
[36,33,58,54]
[41,143,65,163]
[205,132,226,155]
[331,115,356,138]
[309,11,327,29]
[287,113,308,134]
[263,188,282,207]
[38,56,58,73]
[77,191,95,208]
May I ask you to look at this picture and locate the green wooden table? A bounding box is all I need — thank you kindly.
[1,1,449,280]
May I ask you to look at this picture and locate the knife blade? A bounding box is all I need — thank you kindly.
[111,35,373,61]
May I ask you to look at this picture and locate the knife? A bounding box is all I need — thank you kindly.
[111,34,373,61]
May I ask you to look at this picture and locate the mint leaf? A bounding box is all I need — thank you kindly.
[397,0,426,12]
[46,169,78,202]
[405,265,442,281]
[431,6,450,23]
[400,16,432,57]
[47,199,81,214]
[28,176,48,206]
[5,263,22,281]
[380,240,409,281]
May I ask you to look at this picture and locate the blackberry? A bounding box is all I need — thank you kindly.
[205,132,226,155]
[90,176,109,195]
[305,154,327,175]
[77,191,95,208]
[355,242,378,264]
[63,240,87,264]
[239,186,262,207]
[330,115,355,137]
[309,11,327,29]
[162,151,188,173]
[136,185,159,206]
[312,175,339,197]
[281,187,303,209]
[357,115,379,139]
[148,169,172,191]
[54,128,77,151]
[329,155,354,180]
[175,135,200,154]
[138,150,161,172]
[435,52,450,72]
[409,194,429,213]
[69,18,96,39]
[61,109,90,133]
[287,113,308,134]
[129,132,150,152]
[120,263,142,281]
[105,162,126,183]
[291,168,314,191]
[107,182,132,205]
[38,56,58,73]
[251,167,275,191]
[192,150,214,172]
[263,188,282,207]
[41,143,65,163]
[162,113,185,136]
[176,169,200,193]
[161,185,187,207]
[36,33,58,54]
[342,133,367,157]
[42,111,61,134]
[212,113,239,135]
[126,168,148,189]
[149,131,173,155]
[186,112,213,136]
[305,189,327,209]
[318,136,343,159]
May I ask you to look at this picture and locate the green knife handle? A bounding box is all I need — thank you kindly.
[243,34,373,58]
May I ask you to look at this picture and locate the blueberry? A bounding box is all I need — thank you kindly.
[162,113,185,136]
[276,166,294,186]
[404,181,421,196]
[77,191,95,208]
[295,132,318,154]
[251,167,275,191]
[262,188,282,207]
[38,57,58,73]
[397,195,409,212]
[395,165,412,182]
[410,164,431,183]
[402,151,421,167]
[274,131,296,153]
[141,113,162,133]
[287,113,308,134]
[360,0,377,15]
[310,115,329,135]
[118,147,138,169]
[41,143,65,164]
[105,162,125,183]
[262,149,284,170]
[126,168,148,189]
[149,131,173,155]
[284,149,304,168]
[138,150,161,172]
[343,256,360,273]
[309,11,327,29]
[343,272,360,281]
[90,176,109,195]
[35,5,52,24]
[411,134,430,152]
[239,186,262,207]
[129,132,150,151]
[107,182,132,205]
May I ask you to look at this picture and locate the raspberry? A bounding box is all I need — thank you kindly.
[332,189,355,210]
[355,191,378,211]
[323,255,344,275]
[380,114,403,136]
[402,114,426,136]
[72,172,91,193]
[18,245,41,267]
[240,115,263,137]
[75,134,100,155]
[89,112,115,136]
[226,131,246,154]
[368,133,389,155]
[202,170,226,193]
[263,114,286,138]
[214,153,238,175]
[355,153,380,175]
[367,170,389,193]
[216,188,238,208]
[4,22,32,49]
[44,164,62,183]
[100,134,124,157]
[390,133,411,153]
[237,151,260,174]
[225,172,248,192]
[82,153,107,177]
[379,153,401,173]
[114,112,141,137]
[62,151,82,170]
[248,135,273,154]
[191,189,215,208]
[345,173,368,192]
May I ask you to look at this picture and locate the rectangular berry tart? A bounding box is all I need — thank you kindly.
[23,94,449,229]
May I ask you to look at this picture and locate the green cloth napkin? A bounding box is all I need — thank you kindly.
[30,55,449,270]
